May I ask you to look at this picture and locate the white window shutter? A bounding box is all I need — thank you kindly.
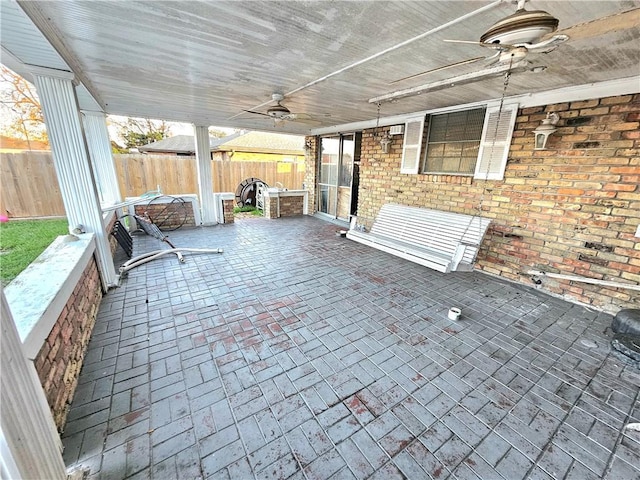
[474,103,518,180]
[400,115,425,174]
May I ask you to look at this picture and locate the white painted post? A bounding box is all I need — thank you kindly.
[82,110,122,206]
[30,68,118,288]
[194,125,217,225]
[0,289,66,480]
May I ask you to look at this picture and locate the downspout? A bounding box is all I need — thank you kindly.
[527,270,640,292]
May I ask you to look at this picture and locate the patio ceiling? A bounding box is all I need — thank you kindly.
[1,0,639,135]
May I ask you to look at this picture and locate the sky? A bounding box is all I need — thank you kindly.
[105,115,236,146]
[0,66,235,144]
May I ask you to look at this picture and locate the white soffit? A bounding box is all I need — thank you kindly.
[0,0,68,73]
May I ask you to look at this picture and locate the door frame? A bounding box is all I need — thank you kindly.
[316,132,361,222]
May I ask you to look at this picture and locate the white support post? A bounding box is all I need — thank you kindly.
[1,289,66,480]
[31,69,117,288]
[194,125,217,225]
[82,110,122,206]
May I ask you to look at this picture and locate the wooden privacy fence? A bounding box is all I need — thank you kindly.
[1,153,306,218]
[0,152,65,217]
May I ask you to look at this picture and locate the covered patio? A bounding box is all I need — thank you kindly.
[1,1,639,478]
[62,216,639,480]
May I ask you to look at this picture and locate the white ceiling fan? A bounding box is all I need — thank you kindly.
[388,1,640,90]
[373,0,608,103]
[243,93,328,125]
[390,0,567,86]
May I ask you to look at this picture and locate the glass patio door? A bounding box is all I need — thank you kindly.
[318,134,358,221]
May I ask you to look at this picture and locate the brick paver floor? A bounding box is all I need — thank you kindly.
[62,215,640,479]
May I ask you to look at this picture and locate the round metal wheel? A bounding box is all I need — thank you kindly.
[145,195,188,231]
[235,177,268,208]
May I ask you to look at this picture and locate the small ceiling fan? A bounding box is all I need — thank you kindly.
[243,93,328,125]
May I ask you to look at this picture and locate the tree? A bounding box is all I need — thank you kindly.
[209,128,231,139]
[0,66,48,147]
[0,67,233,151]
[110,117,171,149]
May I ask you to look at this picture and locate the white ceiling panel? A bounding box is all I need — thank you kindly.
[2,0,639,135]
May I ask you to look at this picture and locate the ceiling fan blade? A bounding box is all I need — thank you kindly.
[551,8,640,41]
[443,39,484,45]
[291,113,331,120]
[444,39,515,51]
[243,109,271,117]
[526,34,568,53]
[283,114,323,125]
[390,56,485,84]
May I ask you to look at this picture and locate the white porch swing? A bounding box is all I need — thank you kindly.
[346,58,521,274]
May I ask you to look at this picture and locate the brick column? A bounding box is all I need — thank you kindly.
[222,198,234,224]
[304,136,318,214]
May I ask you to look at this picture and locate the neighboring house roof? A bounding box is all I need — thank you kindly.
[138,135,201,154]
[0,135,49,152]
[215,132,305,155]
[139,132,304,155]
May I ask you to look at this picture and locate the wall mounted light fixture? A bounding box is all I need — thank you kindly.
[373,102,393,154]
[379,133,392,153]
[304,139,313,153]
[533,112,560,150]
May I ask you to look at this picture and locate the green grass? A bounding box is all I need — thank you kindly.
[233,205,263,216]
[0,218,68,286]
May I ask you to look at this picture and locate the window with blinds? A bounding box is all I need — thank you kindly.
[422,108,486,175]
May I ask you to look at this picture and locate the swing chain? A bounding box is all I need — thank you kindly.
[478,54,514,214]
[461,54,514,246]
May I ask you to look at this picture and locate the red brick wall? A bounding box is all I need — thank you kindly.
[279,195,304,217]
[223,198,234,223]
[33,256,102,431]
[106,213,119,254]
[264,196,278,219]
[264,194,305,219]
[312,94,640,312]
[134,200,196,229]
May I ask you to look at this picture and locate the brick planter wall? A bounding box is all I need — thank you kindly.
[322,94,639,312]
[279,195,304,217]
[33,256,102,431]
[134,200,196,229]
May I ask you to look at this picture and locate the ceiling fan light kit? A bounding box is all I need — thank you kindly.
[266,93,291,118]
[266,104,291,118]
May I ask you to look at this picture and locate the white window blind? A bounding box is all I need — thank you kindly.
[474,103,518,180]
[400,115,425,174]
